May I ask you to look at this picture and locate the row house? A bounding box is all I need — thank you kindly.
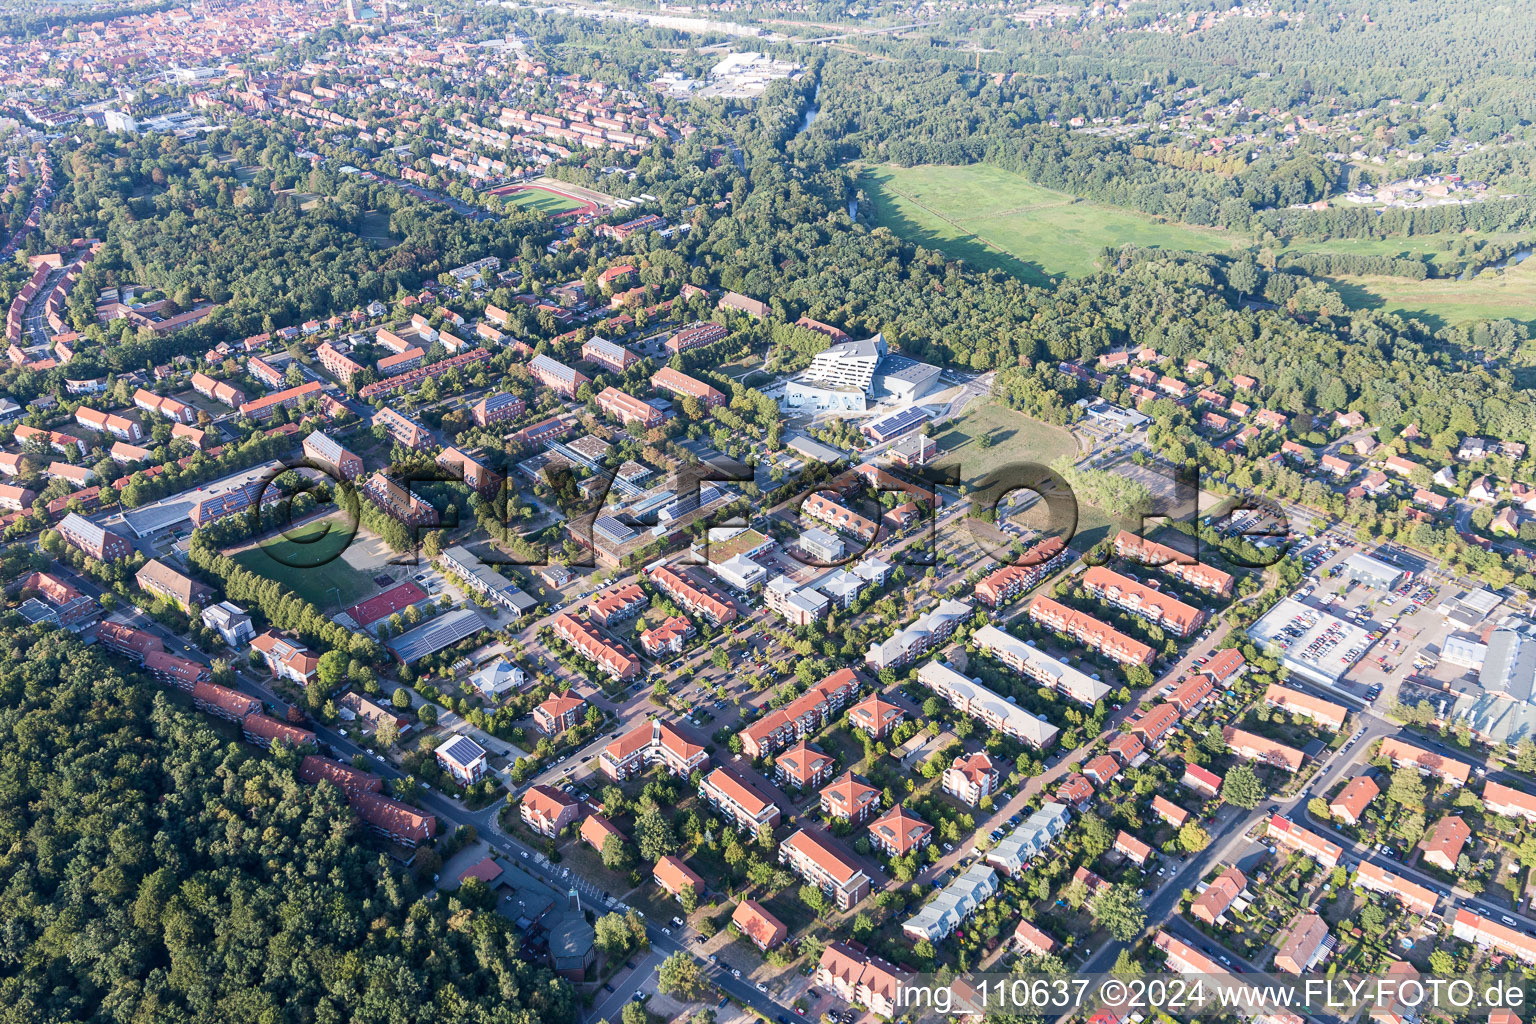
[740,668,860,758]
[357,349,492,400]
[1112,530,1234,595]
[75,405,142,442]
[699,765,782,833]
[377,348,424,376]
[1267,814,1342,869]
[14,425,87,458]
[191,372,246,407]
[1453,910,1536,964]
[238,381,323,421]
[1378,736,1471,787]
[1482,780,1536,824]
[192,680,261,722]
[1328,776,1380,825]
[647,564,737,626]
[903,862,997,942]
[1223,726,1304,772]
[599,718,707,780]
[1083,567,1206,637]
[1354,861,1437,918]
[1190,865,1248,925]
[1028,596,1155,666]
[552,613,641,680]
[588,583,647,626]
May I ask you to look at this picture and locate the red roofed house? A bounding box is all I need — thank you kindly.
[942,752,999,806]
[732,899,788,950]
[1191,865,1248,926]
[654,855,706,901]
[1114,830,1153,867]
[868,805,933,857]
[1182,762,1222,798]
[1329,776,1380,825]
[1420,815,1472,872]
[521,784,581,837]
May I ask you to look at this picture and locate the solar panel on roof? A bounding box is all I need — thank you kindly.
[442,735,485,764]
[866,407,927,439]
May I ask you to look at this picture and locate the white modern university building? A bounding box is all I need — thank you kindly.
[782,333,941,414]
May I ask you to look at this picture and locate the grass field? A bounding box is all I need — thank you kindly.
[1326,258,1536,329]
[356,210,399,247]
[932,401,1079,487]
[230,518,376,609]
[502,188,587,215]
[862,163,1241,285]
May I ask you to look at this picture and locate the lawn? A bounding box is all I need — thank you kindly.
[503,187,587,215]
[932,401,1079,488]
[1325,256,1536,330]
[229,517,377,610]
[356,209,399,248]
[861,163,1241,285]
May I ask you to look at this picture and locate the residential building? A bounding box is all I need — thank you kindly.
[436,735,489,785]
[1453,910,1536,964]
[1152,794,1189,828]
[1028,597,1155,666]
[1013,919,1057,956]
[903,862,997,942]
[942,752,999,806]
[1115,830,1153,867]
[1482,780,1536,823]
[599,718,707,780]
[916,661,1060,749]
[238,381,324,420]
[58,511,131,560]
[589,583,647,625]
[651,367,724,408]
[243,714,316,750]
[971,624,1113,706]
[647,564,737,625]
[469,659,525,698]
[317,342,365,383]
[732,900,788,951]
[533,694,584,736]
[1223,726,1304,772]
[740,667,859,757]
[1112,531,1234,595]
[814,943,907,1018]
[973,538,1071,607]
[654,855,706,901]
[1156,930,1221,975]
[1191,866,1248,925]
[192,680,260,722]
[302,430,364,480]
[1378,736,1471,787]
[596,386,663,428]
[437,447,502,496]
[1354,862,1437,917]
[529,353,589,397]
[803,492,878,542]
[987,803,1070,876]
[201,601,254,646]
[869,805,933,857]
[581,336,638,373]
[1274,914,1334,974]
[1420,815,1472,871]
[820,771,881,822]
[1182,762,1222,798]
[1328,776,1380,825]
[134,388,195,424]
[191,372,246,407]
[1267,815,1342,869]
[363,474,437,526]
[521,784,581,837]
[776,740,835,790]
[1083,566,1206,637]
[864,599,971,670]
[848,693,905,739]
[372,406,431,449]
[250,630,319,685]
[552,613,641,680]
[580,813,625,854]
[699,765,782,833]
[779,830,871,910]
[1131,703,1182,748]
[75,405,142,441]
[472,392,526,427]
[136,558,211,611]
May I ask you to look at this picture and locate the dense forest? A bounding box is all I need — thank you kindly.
[0,622,575,1024]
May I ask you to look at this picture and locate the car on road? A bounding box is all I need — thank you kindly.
[732,968,742,979]
[757,983,768,993]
